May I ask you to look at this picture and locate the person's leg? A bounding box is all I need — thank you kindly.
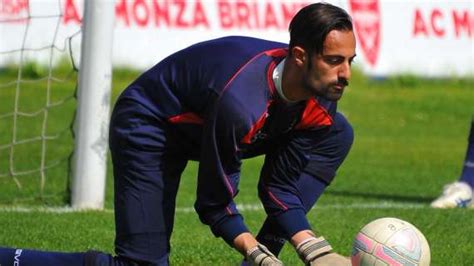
[108,100,188,265]
[255,112,354,256]
[111,155,186,265]
[431,118,474,208]
[0,248,88,266]
[459,118,474,187]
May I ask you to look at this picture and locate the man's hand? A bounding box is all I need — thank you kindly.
[246,243,283,266]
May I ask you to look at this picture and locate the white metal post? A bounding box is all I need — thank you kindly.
[72,0,115,209]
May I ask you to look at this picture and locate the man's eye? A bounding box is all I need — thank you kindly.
[325,57,343,65]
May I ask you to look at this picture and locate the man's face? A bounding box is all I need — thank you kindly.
[303,30,356,101]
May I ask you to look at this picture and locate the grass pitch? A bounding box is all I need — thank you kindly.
[0,67,473,265]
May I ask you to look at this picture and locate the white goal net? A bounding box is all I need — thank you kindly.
[0,0,113,209]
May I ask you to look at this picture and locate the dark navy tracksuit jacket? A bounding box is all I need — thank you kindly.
[109,36,353,264]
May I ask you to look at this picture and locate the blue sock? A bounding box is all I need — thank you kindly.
[460,119,474,188]
[0,247,85,266]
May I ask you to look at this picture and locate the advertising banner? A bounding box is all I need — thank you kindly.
[1,0,473,77]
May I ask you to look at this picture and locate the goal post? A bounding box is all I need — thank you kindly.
[71,0,115,209]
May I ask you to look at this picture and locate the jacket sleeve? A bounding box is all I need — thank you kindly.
[194,90,262,244]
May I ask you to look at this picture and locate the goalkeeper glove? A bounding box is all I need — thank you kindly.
[245,243,283,266]
[295,236,350,266]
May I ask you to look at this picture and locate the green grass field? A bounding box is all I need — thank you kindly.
[0,66,473,265]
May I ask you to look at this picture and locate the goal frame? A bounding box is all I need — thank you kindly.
[71,0,115,209]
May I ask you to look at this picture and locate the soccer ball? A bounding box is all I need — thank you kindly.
[352,217,430,266]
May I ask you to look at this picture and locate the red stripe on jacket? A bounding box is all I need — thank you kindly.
[295,98,333,129]
[168,112,204,124]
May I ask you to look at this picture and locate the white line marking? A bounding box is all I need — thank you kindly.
[0,202,428,214]
[0,206,113,214]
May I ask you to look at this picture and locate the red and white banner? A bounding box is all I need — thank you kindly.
[1,0,473,77]
[349,0,381,67]
[348,0,473,77]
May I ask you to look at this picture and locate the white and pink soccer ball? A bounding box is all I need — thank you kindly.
[352,217,430,266]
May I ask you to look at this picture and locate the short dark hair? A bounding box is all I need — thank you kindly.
[289,3,353,55]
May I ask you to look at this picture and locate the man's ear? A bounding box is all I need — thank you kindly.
[291,46,307,67]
